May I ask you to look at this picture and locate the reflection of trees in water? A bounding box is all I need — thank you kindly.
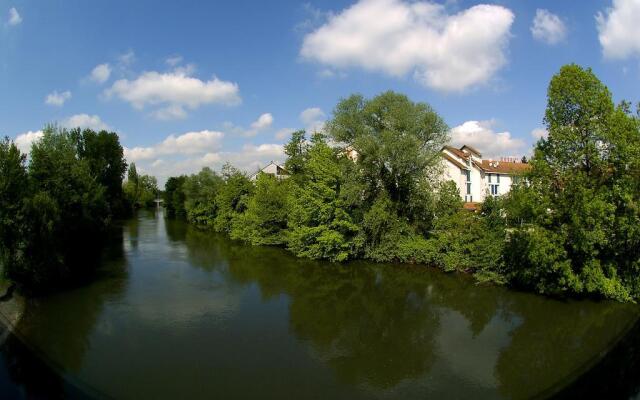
[493,296,638,400]
[179,221,640,396]
[0,224,129,397]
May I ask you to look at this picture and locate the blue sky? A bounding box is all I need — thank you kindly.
[2,0,640,183]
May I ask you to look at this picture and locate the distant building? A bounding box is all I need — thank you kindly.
[441,145,530,204]
[250,161,289,181]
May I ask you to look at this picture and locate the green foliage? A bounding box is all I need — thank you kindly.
[287,135,360,261]
[164,176,187,218]
[327,91,449,219]
[123,162,158,209]
[0,125,126,292]
[213,164,254,233]
[160,82,640,302]
[231,173,289,245]
[504,64,640,301]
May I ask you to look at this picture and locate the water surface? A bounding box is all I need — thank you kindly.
[1,210,638,399]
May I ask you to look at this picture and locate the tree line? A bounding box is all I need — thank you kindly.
[0,125,156,293]
[165,65,640,302]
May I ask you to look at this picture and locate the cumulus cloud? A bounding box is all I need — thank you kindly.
[124,130,225,162]
[14,130,43,154]
[90,63,112,84]
[118,50,135,66]
[105,68,241,119]
[531,9,567,45]
[300,107,326,133]
[224,113,274,137]
[449,120,525,158]
[300,0,514,92]
[62,114,111,131]
[596,0,640,59]
[45,90,72,107]
[165,55,183,66]
[7,7,21,26]
[275,128,296,141]
[530,127,548,140]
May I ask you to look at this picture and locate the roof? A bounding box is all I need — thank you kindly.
[480,160,530,174]
[463,202,480,211]
[250,161,288,178]
[442,145,470,160]
[441,152,469,170]
[461,145,482,157]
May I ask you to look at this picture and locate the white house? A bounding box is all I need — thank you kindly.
[250,161,289,181]
[441,145,529,205]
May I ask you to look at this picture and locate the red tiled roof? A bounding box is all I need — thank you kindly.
[442,145,469,160]
[480,160,530,174]
[461,145,482,157]
[441,153,469,170]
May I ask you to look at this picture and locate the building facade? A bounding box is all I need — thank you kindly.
[441,145,530,204]
[250,161,289,181]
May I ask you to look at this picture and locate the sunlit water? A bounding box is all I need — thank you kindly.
[0,209,638,399]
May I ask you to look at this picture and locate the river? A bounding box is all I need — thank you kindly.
[0,210,638,399]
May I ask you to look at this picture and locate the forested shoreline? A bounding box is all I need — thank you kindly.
[0,125,157,294]
[2,64,640,301]
[164,64,640,302]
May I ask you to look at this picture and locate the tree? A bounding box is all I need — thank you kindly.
[183,168,223,226]
[231,173,289,245]
[213,164,254,233]
[71,128,127,216]
[0,137,29,281]
[164,176,187,218]
[327,91,449,219]
[505,64,640,301]
[287,135,360,261]
[284,129,309,178]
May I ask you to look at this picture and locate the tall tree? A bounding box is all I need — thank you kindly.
[327,91,448,219]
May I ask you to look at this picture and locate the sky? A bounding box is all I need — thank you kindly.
[2,0,640,184]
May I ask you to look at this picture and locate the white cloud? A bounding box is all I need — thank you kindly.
[224,113,274,137]
[105,68,241,119]
[250,113,273,132]
[531,9,567,45]
[151,105,188,120]
[124,130,225,162]
[45,90,72,107]
[449,120,525,158]
[90,63,112,84]
[596,0,640,59]
[275,128,296,140]
[300,0,514,92]
[166,55,183,66]
[530,128,548,140]
[7,7,21,26]
[62,114,111,131]
[14,130,43,154]
[118,50,135,66]
[300,107,326,133]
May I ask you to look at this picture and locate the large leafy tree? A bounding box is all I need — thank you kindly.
[287,134,360,261]
[71,128,127,215]
[0,137,29,280]
[327,91,448,219]
[506,64,640,300]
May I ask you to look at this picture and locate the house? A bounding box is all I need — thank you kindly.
[250,161,289,181]
[441,145,530,204]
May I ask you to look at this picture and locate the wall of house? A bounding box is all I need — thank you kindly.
[441,153,518,203]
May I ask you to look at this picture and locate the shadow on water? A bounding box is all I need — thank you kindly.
[0,219,130,399]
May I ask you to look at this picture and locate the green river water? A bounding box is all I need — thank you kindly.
[0,209,638,399]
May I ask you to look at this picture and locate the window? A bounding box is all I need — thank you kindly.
[466,182,471,195]
[490,184,499,196]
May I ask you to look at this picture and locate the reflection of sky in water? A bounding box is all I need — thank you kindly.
[434,309,517,390]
